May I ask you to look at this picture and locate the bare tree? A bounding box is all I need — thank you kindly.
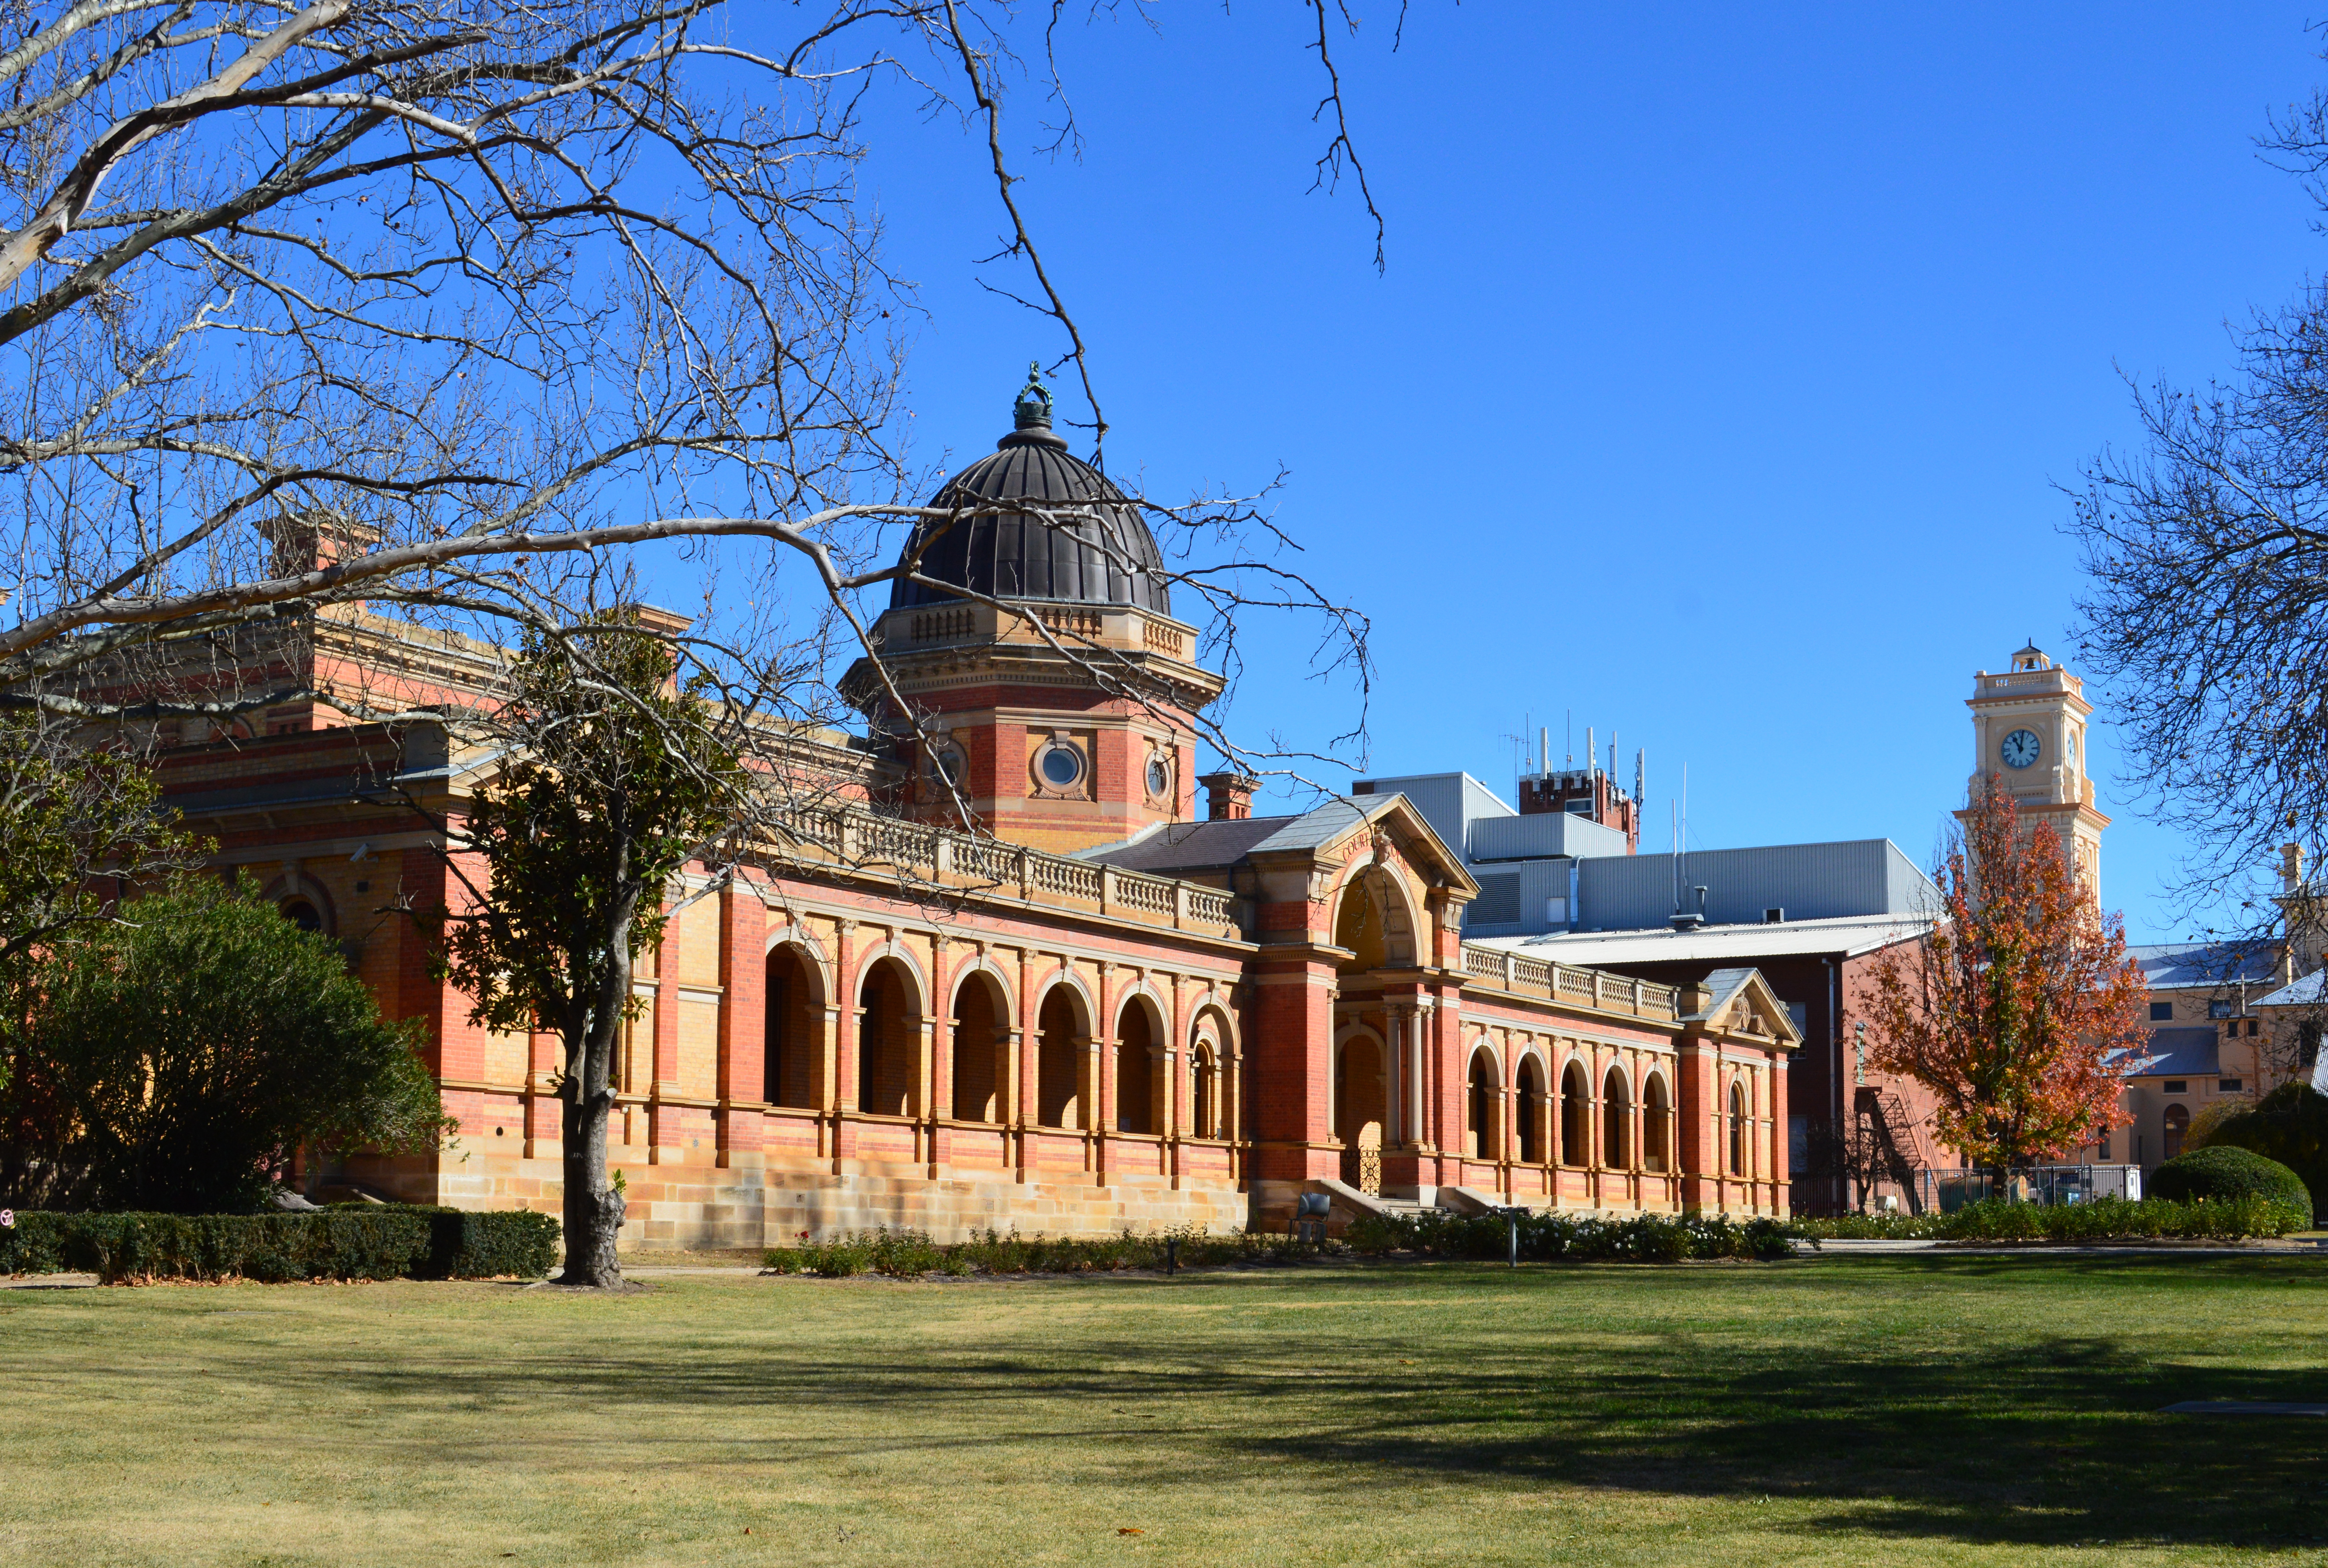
[2071,60,2328,963]
[0,0,1381,787]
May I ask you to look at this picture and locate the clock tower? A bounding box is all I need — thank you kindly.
[1960,642,2110,894]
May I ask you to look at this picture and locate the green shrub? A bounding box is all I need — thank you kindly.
[1932,1194,2306,1242]
[1340,1209,1794,1263]
[0,1205,557,1283]
[1786,1211,1944,1240]
[761,1226,1324,1277]
[2194,1084,2328,1222]
[0,875,448,1212]
[2150,1145,2311,1212]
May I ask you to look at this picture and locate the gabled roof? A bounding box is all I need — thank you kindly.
[1671,966,1801,1046]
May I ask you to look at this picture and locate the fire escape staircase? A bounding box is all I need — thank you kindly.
[1854,1086,1926,1214]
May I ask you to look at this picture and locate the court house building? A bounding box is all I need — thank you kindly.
[158,379,1799,1246]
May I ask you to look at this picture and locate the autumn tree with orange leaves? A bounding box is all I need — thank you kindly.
[1866,780,2147,1175]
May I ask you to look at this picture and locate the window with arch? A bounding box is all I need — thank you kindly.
[1727,1080,1748,1177]
[1189,1039,1221,1139]
[278,896,324,934]
[1602,1066,1630,1169]
[1642,1072,1672,1172]
[2163,1102,2190,1161]
[1515,1055,1545,1165]
[1116,998,1159,1134]
[1467,1050,1499,1161]
[1560,1060,1590,1167]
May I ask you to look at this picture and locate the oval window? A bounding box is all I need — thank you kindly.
[1038,742,1084,788]
[1145,754,1172,799]
[928,743,966,787]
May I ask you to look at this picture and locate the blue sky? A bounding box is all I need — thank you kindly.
[819,4,2328,944]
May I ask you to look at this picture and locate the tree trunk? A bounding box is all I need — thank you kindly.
[556,885,639,1286]
[558,1077,625,1286]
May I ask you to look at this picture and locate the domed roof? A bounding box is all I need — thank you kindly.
[888,367,1171,614]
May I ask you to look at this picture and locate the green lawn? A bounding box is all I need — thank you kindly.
[3,1254,2326,1567]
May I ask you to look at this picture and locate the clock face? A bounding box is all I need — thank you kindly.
[2000,729,2041,770]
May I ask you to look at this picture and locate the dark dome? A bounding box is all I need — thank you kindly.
[889,370,1171,614]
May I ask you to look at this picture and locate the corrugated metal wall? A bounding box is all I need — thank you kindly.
[1574,840,1938,930]
[1470,810,1628,863]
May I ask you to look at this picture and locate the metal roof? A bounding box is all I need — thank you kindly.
[2123,1026,2221,1079]
[2127,941,2280,991]
[1476,911,1935,965]
[889,405,1169,613]
[2258,970,2328,1008]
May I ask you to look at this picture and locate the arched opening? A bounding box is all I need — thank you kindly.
[1115,998,1159,1134]
[950,969,1007,1122]
[1727,1081,1748,1176]
[1467,1050,1499,1161]
[764,945,820,1108]
[1560,1060,1590,1166]
[1332,865,1415,973]
[1643,1073,1672,1172]
[1190,1040,1220,1139]
[279,897,324,934]
[1602,1066,1630,1169]
[1035,984,1084,1128]
[2163,1102,2190,1161]
[1335,1031,1385,1187]
[855,958,918,1118]
[1515,1055,1545,1165]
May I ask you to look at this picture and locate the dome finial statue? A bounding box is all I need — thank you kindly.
[1013,359,1053,429]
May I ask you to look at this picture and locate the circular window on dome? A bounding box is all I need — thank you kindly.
[1144,752,1173,802]
[1036,739,1085,793]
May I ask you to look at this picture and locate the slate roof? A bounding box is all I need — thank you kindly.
[1077,815,1301,874]
[1675,967,1758,1024]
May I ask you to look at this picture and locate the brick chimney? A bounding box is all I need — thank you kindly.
[1199,772,1257,821]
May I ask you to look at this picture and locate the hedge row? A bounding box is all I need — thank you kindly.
[0,1205,560,1283]
[763,1226,1324,1277]
[1789,1194,2309,1244]
[1342,1209,1796,1263]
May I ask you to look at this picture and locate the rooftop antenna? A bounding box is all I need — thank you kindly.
[1635,747,1645,813]
[1609,730,1618,786]
[1539,726,1549,781]
[1587,725,1596,780]
[1565,709,1572,769]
